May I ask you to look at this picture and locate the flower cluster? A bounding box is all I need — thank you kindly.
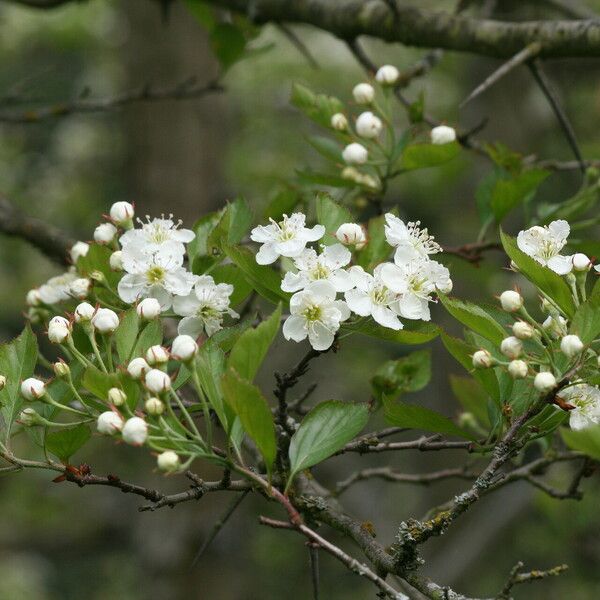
[250,211,451,351]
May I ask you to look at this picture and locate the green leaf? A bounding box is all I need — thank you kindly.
[210,23,246,70]
[449,375,490,427]
[383,397,475,440]
[263,188,301,221]
[187,211,223,261]
[438,295,507,345]
[490,169,548,222]
[221,369,277,472]
[315,192,352,240]
[132,320,163,358]
[400,142,460,171]
[371,350,431,400]
[182,0,216,29]
[228,304,281,381]
[211,264,253,307]
[82,366,118,400]
[76,244,121,289]
[195,339,231,431]
[288,400,368,483]
[0,326,38,438]
[296,169,354,189]
[561,425,600,460]
[342,319,439,345]
[291,83,344,128]
[570,295,600,344]
[500,229,576,317]
[307,136,342,164]
[224,245,290,305]
[357,214,389,270]
[46,424,91,462]
[114,309,139,363]
[208,197,253,253]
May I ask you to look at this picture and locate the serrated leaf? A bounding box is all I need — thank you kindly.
[357,214,389,270]
[114,309,139,363]
[208,197,253,254]
[132,320,163,358]
[315,193,352,241]
[400,142,460,171]
[46,424,91,462]
[371,350,431,400]
[490,169,549,222]
[342,319,439,345]
[211,263,253,307]
[569,295,600,344]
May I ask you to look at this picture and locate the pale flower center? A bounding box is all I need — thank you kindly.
[146,266,165,284]
[371,285,391,305]
[198,304,220,320]
[309,263,330,281]
[303,304,322,322]
[407,221,441,255]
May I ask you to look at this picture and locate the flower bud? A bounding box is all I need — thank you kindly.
[91,308,119,334]
[430,125,456,145]
[375,65,400,85]
[145,369,171,394]
[157,450,180,472]
[146,345,169,365]
[145,397,164,416]
[70,241,89,264]
[341,166,361,181]
[500,336,523,359]
[357,173,380,191]
[342,143,368,165]
[108,387,127,407]
[74,302,96,323]
[534,371,557,393]
[93,223,117,244]
[560,334,584,358]
[19,407,39,426]
[330,113,348,131]
[136,298,161,320]
[512,320,534,340]
[171,335,198,362]
[508,360,528,379]
[109,201,134,226]
[69,278,91,300]
[53,361,70,378]
[572,253,591,272]
[543,315,567,338]
[472,349,493,369]
[97,411,124,435]
[26,289,41,307]
[122,416,148,445]
[540,297,553,313]
[127,357,150,379]
[90,270,106,284]
[20,377,45,400]
[0,374,5,391]
[335,223,367,248]
[109,250,124,271]
[352,83,375,104]
[355,111,383,139]
[499,290,523,312]
[47,316,71,344]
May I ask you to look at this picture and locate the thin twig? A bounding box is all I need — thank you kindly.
[337,433,478,456]
[496,561,568,599]
[308,543,320,600]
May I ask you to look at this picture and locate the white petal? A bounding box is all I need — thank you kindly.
[147,285,174,311]
[255,243,279,265]
[173,293,200,317]
[118,274,147,304]
[328,269,354,292]
[547,254,573,275]
[250,224,277,243]
[393,244,420,265]
[303,224,326,242]
[274,238,306,258]
[344,289,372,316]
[322,243,351,269]
[178,316,205,338]
[283,315,308,342]
[348,265,372,292]
[379,263,408,294]
[281,272,308,293]
[308,321,335,351]
[305,279,337,302]
[172,228,196,243]
[164,268,195,296]
[333,300,351,321]
[398,294,430,320]
[548,219,570,241]
[371,305,403,330]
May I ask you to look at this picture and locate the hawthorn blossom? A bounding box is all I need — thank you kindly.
[384,214,442,264]
[173,275,238,338]
[117,251,196,311]
[283,280,350,351]
[559,384,600,431]
[517,220,573,275]
[344,265,403,330]
[38,270,79,304]
[281,244,353,293]
[250,213,325,265]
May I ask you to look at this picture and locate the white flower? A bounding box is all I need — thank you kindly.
[39,270,78,304]
[560,334,584,358]
[145,369,171,394]
[379,258,451,321]
[48,316,71,344]
[97,411,124,435]
[572,253,591,272]
[122,416,148,445]
[171,335,198,361]
[136,297,162,320]
[284,280,350,350]
[344,265,403,330]
[26,289,41,307]
[512,321,534,339]
[109,201,135,225]
[21,378,45,400]
[431,125,456,145]
[508,360,528,379]
[74,302,95,322]
[534,371,556,393]
[472,349,493,368]
[559,384,600,430]
[500,336,522,359]
[120,216,194,262]
[92,308,119,334]
[352,83,375,104]
[173,275,238,338]
[127,357,150,380]
[355,111,382,139]
[70,241,89,264]
[118,252,196,311]
[69,278,91,300]
[282,244,353,293]
[330,113,348,131]
[336,223,367,247]
[108,388,127,406]
[145,397,164,415]
[342,143,368,165]
[499,290,523,312]
[384,214,442,264]
[517,220,573,275]
[375,65,399,85]
[146,345,169,365]
[157,450,180,472]
[110,251,124,271]
[94,222,117,244]
[250,213,325,266]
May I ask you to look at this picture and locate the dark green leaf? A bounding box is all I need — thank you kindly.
[570,295,600,344]
[210,23,246,70]
[114,309,139,363]
[296,169,354,189]
[357,214,389,270]
[371,350,431,400]
[490,169,549,222]
[263,188,301,221]
[342,319,439,345]
[46,424,91,462]
[315,192,352,241]
[211,264,253,307]
[449,375,490,427]
[132,320,163,358]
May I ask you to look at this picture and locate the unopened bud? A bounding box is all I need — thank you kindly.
[47,316,71,344]
[336,222,365,246]
[91,308,119,334]
[352,83,375,104]
[127,357,150,380]
[342,143,368,165]
[69,278,91,300]
[109,251,124,271]
[20,377,46,400]
[560,334,584,358]
[534,371,557,393]
[145,369,171,394]
[431,125,456,145]
[122,416,148,445]
[171,335,198,362]
[69,241,89,264]
[145,397,164,416]
[19,408,40,426]
[157,450,180,472]
[500,336,523,359]
[75,302,96,323]
[508,360,528,379]
[512,321,534,340]
[97,411,124,435]
[355,111,383,139]
[375,65,399,85]
[93,222,117,244]
[0,375,6,391]
[499,290,523,312]
[109,201,134,227]
[53,361,70,378]
[330,113,348,131]
[26,289,42,307]
[137,298,161,320]
[108,387,127,407]
[472,349,493,369]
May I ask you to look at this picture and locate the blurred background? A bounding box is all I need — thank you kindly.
[1,1,600,598]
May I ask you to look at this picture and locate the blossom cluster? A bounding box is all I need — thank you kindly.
[250,211,452,351]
